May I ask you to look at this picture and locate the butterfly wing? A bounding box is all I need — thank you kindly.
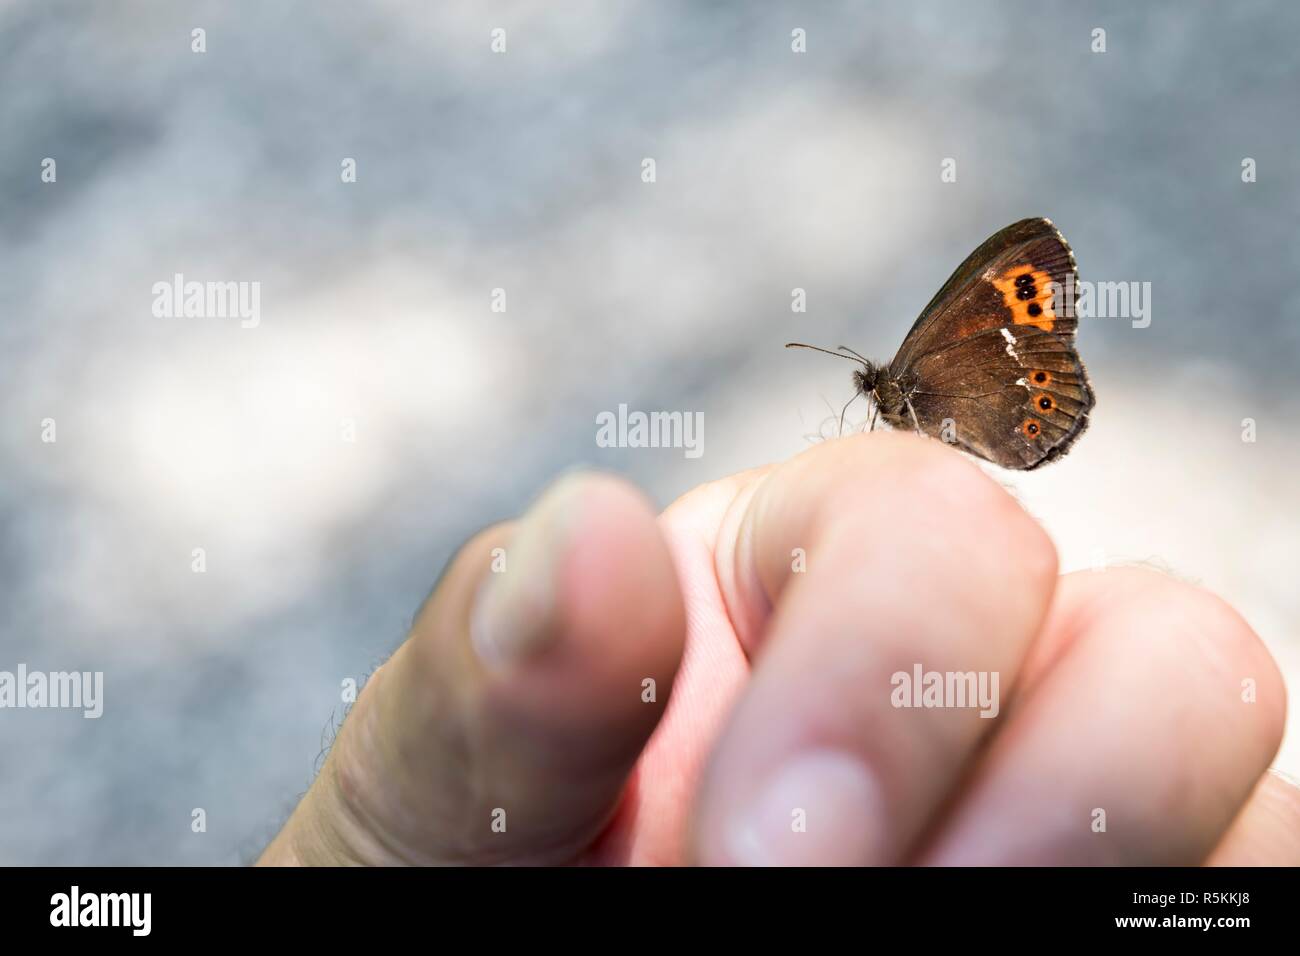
[888,218,1094,470]
[905,325,1092,469]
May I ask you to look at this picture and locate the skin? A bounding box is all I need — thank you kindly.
[257,432,1297,866]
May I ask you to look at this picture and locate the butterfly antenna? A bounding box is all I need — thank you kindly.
[836,345,872,365]
[785,342,869,368]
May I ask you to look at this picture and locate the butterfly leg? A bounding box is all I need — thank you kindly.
[836,390,860,438]
[866,400,879,434]
[905,398,923,436]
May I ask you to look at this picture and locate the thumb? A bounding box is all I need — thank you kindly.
[258,471,685,865]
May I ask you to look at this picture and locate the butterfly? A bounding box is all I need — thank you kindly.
[788,217,1095,470]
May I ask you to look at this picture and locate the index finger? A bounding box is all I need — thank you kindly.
[696,431,1058,865]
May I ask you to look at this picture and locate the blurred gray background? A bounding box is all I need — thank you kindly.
[1,0,1297,864]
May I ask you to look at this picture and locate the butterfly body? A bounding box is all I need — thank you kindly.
[850,365,907,424]
[790,218,1095,471]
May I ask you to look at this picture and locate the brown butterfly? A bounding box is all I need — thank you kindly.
[789,217,1095,470]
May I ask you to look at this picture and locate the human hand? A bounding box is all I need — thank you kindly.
[257,432,1296,866]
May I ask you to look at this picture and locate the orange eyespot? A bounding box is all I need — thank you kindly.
[1035,393,1054,412]
[1032,370,1051,385]
[993,267,1055,331]
[1022,419,1041,439]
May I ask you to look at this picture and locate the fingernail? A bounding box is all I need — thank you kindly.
[470,474,587,670]
[724,749,881,866]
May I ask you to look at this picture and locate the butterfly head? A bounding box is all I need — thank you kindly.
[851,364,879,395]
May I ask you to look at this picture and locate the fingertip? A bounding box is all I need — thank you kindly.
[560,471,686,669]
[1053,567,1286,749]
[727,430,1059,655]
[473,469,686,772]
[1125,569,1286,749]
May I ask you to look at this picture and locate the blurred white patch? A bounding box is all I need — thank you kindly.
[26,268,514,644]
